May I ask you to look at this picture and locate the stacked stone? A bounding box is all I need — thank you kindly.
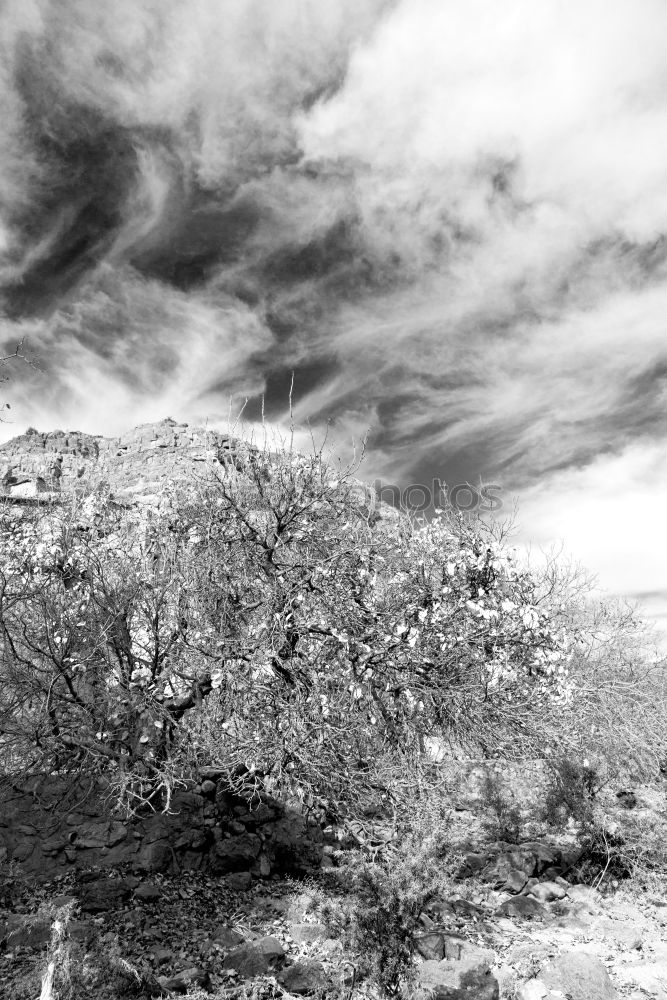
[0,773,323,879]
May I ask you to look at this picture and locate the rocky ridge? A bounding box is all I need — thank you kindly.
[0,418,247,502]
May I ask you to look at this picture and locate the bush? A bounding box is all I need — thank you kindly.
[323,792,458,997]
[542,757,601,829]
[570,804,667,892]
[480,769,524,843]
[573,821,633,887]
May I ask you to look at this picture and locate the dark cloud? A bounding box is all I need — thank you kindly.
[2,0,667,526]
[2,48,139,315]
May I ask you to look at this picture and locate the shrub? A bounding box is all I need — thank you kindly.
[571,805,667,891]
[574,821,633,887]
[322,791,458,997]
[542,756,601,829]
[480,769,524,843]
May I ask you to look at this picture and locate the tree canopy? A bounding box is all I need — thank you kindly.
[0,441,663,816]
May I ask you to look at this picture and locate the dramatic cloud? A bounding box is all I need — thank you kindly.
[1,0,667,630]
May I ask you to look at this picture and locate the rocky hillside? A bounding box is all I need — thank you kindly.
[2,781,667,1000]
[0,418,245,502]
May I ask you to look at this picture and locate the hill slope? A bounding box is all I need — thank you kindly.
[0,418,245,502]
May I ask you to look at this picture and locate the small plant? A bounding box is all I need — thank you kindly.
[333,792,458,997]
[351,862,419,995]
[39,903,74,1000]
[574,807,667,891]
[574,820,631,887]
[39,905,155,1000]
[542,756,601,829]
[480,769,524,843]
[0,858,35,910]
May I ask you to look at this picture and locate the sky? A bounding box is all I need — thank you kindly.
[1,0,667,635]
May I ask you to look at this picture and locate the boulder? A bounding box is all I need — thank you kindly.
[449,898,486,919]
[11,842,35,862]
[539,951,619,1000]
[496,895,547,920]
[138,840,173,873]
[527,880,567,904]
[79,878,133,913]
[223,871,252,892]
[213,833,261,873]
[517,983,550,1000]
[415,932,446,961]
[503,869,530,894]
[40,833,69,856]
[519,843,563,876]
[416,933,473,962]
[278,960,328,995]
[418,951,499,1000]
[482,843,564,885]
[232,802,280,827]
[157,966,210,994]
[75,820,128,849]
[222,936,286,978]
[152,947,174,966]
[213,926,245,949]
[134,882,162,903]
[461,852,488,875]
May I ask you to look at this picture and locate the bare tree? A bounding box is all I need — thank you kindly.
[0,438,663,818]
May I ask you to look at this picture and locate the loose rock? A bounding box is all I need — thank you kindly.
[221,935,286,978]
[278,959,328,995]
[79,878,133,913]
[539,951,619,1000]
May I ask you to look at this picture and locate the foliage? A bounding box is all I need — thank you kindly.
[602,809,667,891]
[559,598,667,779]
[480,769,524,843]
[542,756,601,829]
[321,793,457,997]
[565,791,667,892]
[0,437,663,817]
[39,906,156,1000]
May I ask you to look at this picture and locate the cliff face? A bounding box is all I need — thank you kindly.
[0,418,244,501]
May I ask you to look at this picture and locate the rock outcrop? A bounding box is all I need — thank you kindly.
[0,418,249,503]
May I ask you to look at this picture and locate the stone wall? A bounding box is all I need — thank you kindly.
[0,772,323,882]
